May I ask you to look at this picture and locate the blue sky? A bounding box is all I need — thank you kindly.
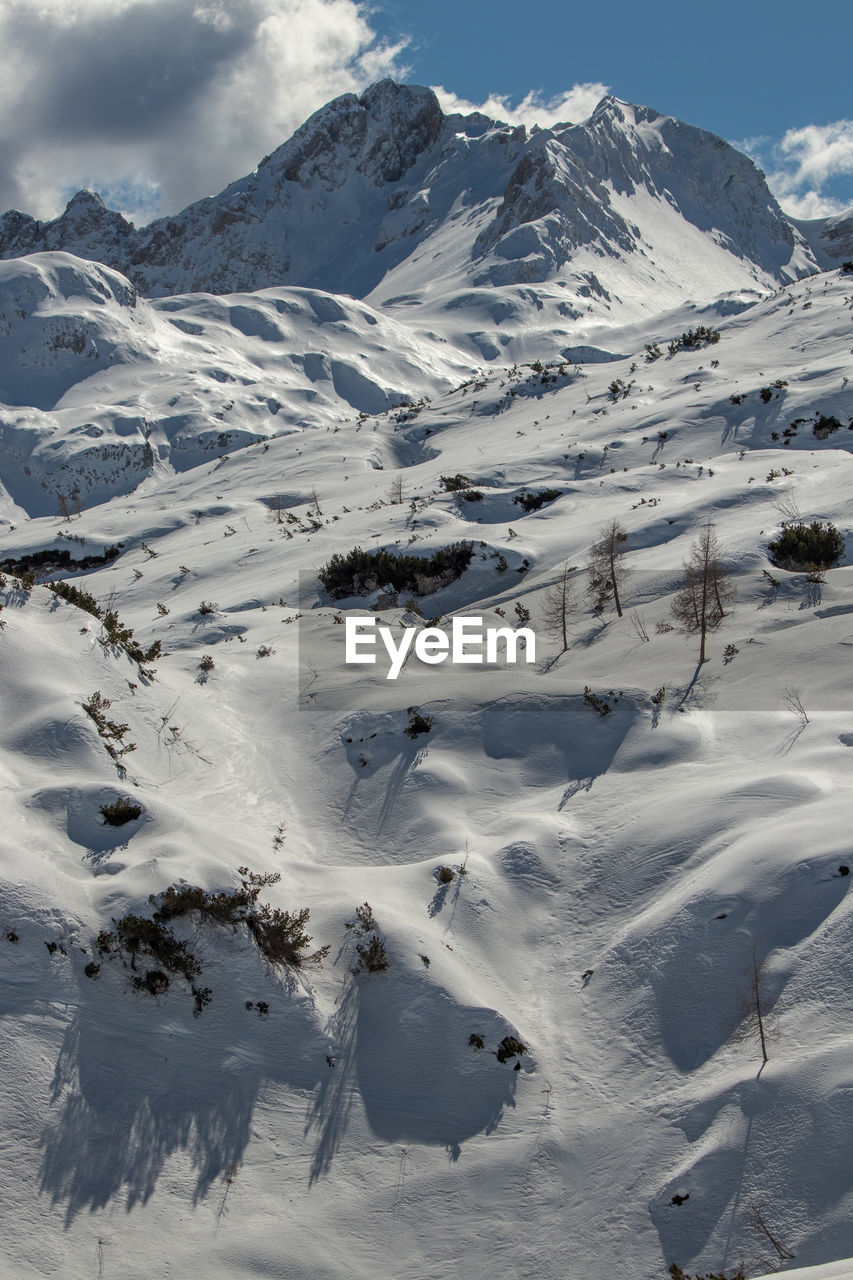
[371,0,849,142]
[370,0,853,219]
[0,0,849,223]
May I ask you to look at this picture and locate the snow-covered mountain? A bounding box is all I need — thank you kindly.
[2,79,853,1280]
[0,79,846,519]
[0,80,819,310]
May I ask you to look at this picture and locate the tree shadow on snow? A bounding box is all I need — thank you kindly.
[305,959,524,1182]
[38,972,327,1225]
[340,731,428,842]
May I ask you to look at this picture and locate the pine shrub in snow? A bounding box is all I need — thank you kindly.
[247,905,329,967]
[99,796,142,826]
[812,413,843,439]
[513,488,562,513]
[439,473,472,492]
[318,542,474,598]
[768,520,844,571]
[96,867,328,1012]
[496,1036,527,1063]
[667,325,720,354]
[404,709,434,738]
[354,934,389,972]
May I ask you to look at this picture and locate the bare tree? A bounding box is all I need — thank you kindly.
[671,524,735,663]
[542,562,579,652]
[774,490,801,526]
[783,686,809,725]
[748,1200,795,1265]
[387,474,406,505]
[733,941,777,1068]
[631,612,650,643]
[588,520,629,618]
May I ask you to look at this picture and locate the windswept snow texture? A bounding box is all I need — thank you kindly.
[1,79,853,1280]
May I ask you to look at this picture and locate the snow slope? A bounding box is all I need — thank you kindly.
[1,256,853,1280]
[0,253,472,517]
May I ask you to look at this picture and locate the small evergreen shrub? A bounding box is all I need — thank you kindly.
[100,610,162,669]
[318,543,474,599]
[813,413,843,439]
[583,687,620,716]
[49,580,102,618]
[440,474,473,492]
[405,709,434,738]
[97,867,326,1013]
[99,796,142,826]
[469,1033,485,1049]
[97,915,201,982]
[0,544,121,579]
[248,905,330,967]
[198,600,219,615]
[768,520,845,571]
[668,326,720,354]
[496,1036,528,1063]
[150,884,211,921]
[437,866,454,884]
[82,692,136,758]
[355,935,389,973]
[513,488,562,513]
[347,902,376,934]
[192,985,213,1015]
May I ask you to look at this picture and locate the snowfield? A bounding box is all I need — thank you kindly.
[1,81,853,1280]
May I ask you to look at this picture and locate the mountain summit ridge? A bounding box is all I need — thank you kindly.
[0,78,833,309]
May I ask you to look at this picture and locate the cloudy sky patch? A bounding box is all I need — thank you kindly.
[0,0,405,223]
[0,0,848,229]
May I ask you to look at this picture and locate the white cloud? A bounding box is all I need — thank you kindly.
[769,188,849,221]
[740,120,853,221]
[778,120,853,189]
[433,82,610,130]
[0,0,407,223]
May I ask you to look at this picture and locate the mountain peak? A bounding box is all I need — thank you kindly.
[65,189,106,212]
[261,78,444,192]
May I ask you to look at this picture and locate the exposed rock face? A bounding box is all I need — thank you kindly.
[812,211,853,264]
